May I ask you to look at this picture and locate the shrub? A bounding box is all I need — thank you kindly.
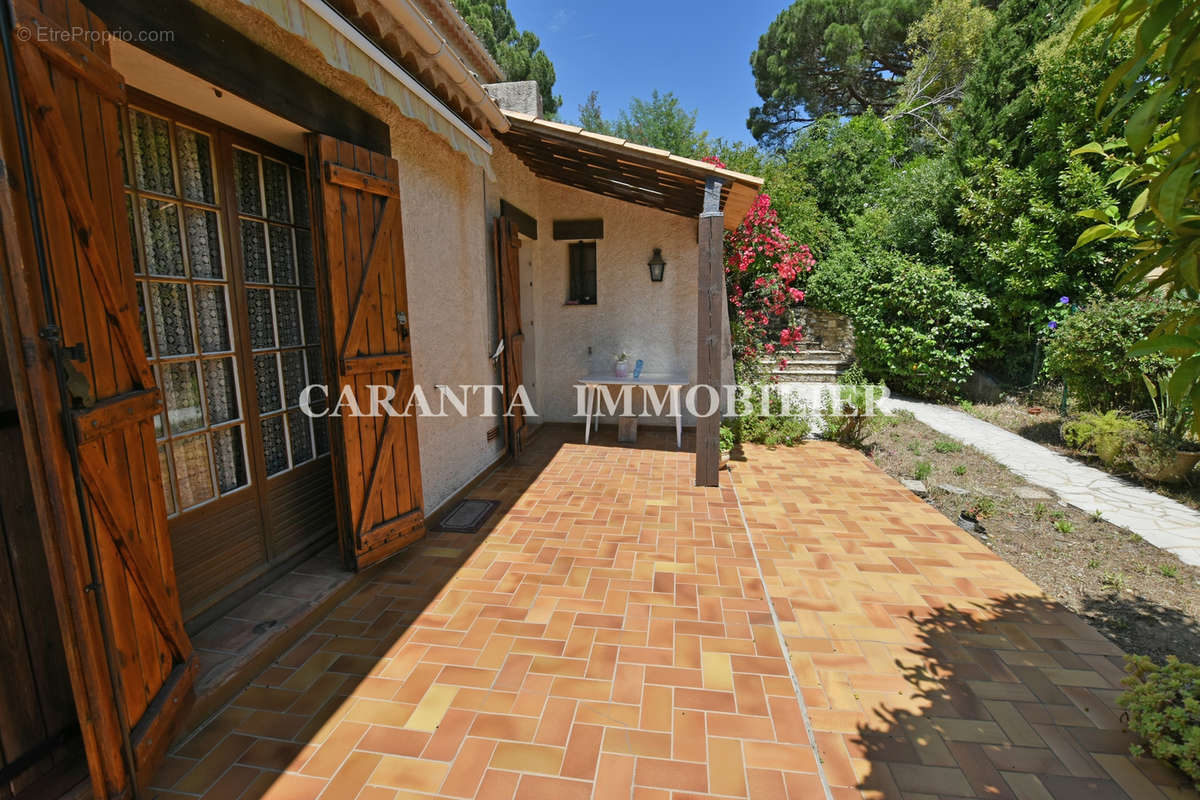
[1042,297,1178,411]
[808,247,989,400]
[818,368,881,448]
[737,413,811,447]
[726,386,811,448]
[1061,411,1147,471]
[1119,655,1200,789]
[1061,410,1193,482]
[914,461,932,480]
[719,424,736,453]
[725,193,815,382]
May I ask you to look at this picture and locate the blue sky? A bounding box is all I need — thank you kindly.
[506,0,785,145]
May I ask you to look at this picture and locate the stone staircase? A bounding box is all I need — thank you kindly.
[759,344,852,383]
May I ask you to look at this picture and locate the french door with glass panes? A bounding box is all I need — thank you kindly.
[123,93,335,623]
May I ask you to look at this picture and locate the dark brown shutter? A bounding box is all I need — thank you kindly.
[0,1,194,796]
[493,217,526,455]
[309,134,425,570]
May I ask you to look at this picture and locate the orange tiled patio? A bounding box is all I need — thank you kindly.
[150,426,1197,800]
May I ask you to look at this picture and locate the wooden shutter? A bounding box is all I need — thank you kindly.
[493,217,526,455]
[309,135,425,570]
[0,1,194,797]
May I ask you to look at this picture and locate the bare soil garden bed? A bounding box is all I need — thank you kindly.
[867,410,1200,664]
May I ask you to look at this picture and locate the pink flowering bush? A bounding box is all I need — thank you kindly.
[721,187,815,381]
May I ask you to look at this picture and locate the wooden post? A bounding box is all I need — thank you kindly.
[696,177,724,487]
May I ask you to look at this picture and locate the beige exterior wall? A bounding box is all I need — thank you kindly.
[389,117,505,512]
[488,143,703,427]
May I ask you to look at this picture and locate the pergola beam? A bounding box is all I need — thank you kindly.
[695,176,724,487]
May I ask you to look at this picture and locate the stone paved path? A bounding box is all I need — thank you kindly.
[884,397,1200,568]
[150,427,1198,799]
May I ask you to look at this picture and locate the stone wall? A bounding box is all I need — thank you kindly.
[795,308,855,357]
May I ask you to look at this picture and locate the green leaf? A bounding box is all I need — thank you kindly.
[1097,52,1146,112]
[1126,84,1175,153]
[1167,355,1200,404]
[1074,0,1121,40]
[1107,164,1136,186]
[1129,334,1200,357]
[1191,382,1200,436]
[1129,187,1150,218]
[1183,94,1200,148]
[1072,224,1118,251]
[1072,142,1108,157]
[1138,0,1181,52]
[1155,161,1193,226]
[1179,250,1200,290]
[1077,208,1114,222]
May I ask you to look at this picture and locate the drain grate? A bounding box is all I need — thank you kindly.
[435,498,500,533]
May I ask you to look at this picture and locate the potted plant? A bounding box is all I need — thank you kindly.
[1136,374,1200,483]
[614,352,630,378]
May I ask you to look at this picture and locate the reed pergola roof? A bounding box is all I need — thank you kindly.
[498,111,763,229]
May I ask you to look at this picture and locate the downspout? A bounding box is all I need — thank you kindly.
[0,8,142,798]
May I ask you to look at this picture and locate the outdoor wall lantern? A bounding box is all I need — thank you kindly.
[648,248,666,282]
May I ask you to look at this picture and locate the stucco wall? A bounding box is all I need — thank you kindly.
[533,186,700,425]
[488,141,711,427]
[390,116,504,512]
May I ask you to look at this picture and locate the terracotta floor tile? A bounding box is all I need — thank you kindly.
[477,768,520,800]
[560,724,604,779]
[490,741,565,775]
[635,757,708,792]
[709,737,748,797]
[514,774,592,800]
[257,771,328,800]
[152,431,1200,800]
[439,738,496,797]
[317,751,380,800]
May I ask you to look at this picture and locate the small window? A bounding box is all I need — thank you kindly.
[568,241,597,305]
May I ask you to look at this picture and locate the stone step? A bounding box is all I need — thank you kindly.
[769,371,848,384]
[760,349,846,364]
[771,362,844,372]
[768,364,849,383]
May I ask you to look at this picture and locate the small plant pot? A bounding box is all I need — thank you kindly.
[1148,450,1200,484]
[614,360,629,378]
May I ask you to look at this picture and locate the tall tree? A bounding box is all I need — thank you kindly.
[452,0,561,115]
[577,91,611,135]
[887,0,993,142]
[748,0,930,147]
[613,91,708,156]
[950,0,1078,168]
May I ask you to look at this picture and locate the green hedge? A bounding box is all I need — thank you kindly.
[1042,296,1178,411]
[807,247,989,400]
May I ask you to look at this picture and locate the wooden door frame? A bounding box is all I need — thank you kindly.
[493,216,525,457]
[123,90,340,624]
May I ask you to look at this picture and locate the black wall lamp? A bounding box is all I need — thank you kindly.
[648,248,666,282]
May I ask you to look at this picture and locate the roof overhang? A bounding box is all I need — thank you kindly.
[498,111,763,230]
[323,0,509,133]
